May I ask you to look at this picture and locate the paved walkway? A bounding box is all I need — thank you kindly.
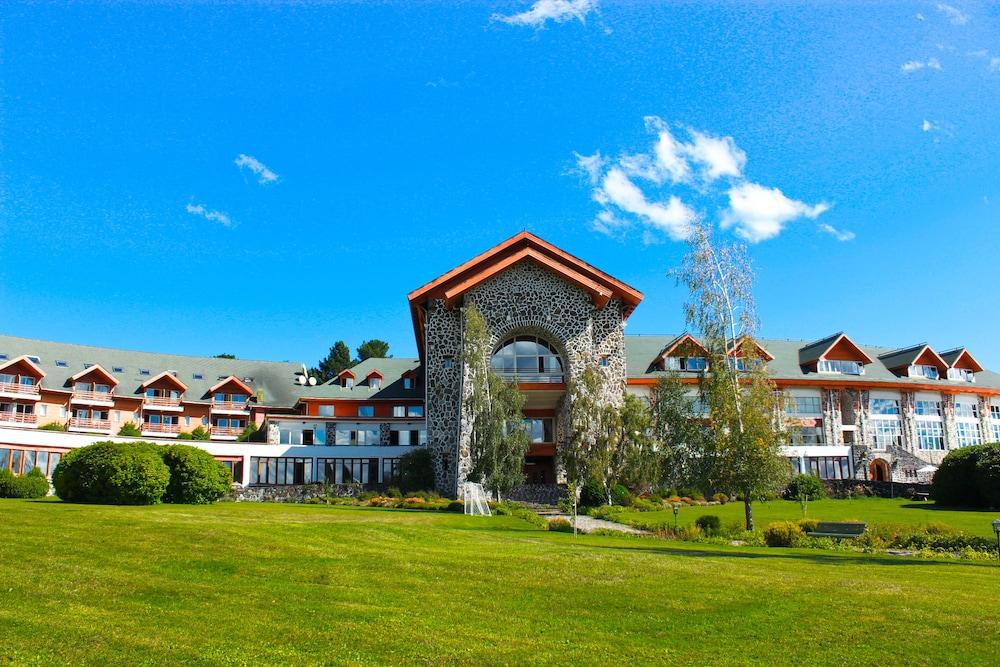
[555,514,649,535]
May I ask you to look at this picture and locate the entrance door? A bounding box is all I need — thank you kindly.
[870,459,889,481]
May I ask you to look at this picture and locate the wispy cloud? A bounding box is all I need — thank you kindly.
[185,203,232,227]
[901,57,942,73]
[234,154,279,184]
[491,0,596,28]
[991,57,1000,71]
[922,119,937,132]
[818,223,856,242]
[916,12,925,21]
[575,117,831,244]
[936,3,969,25]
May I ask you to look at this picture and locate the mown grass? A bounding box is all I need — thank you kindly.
[2,498,999,666]
[617,497,1000,536]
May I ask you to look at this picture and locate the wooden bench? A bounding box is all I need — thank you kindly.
[806,522,867,539]
[913,492,930,501]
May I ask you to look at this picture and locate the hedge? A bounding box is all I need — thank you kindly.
[160,445,232,504]
[0,467,50,498]
[932,443,1000,508]
[53,441,170,505]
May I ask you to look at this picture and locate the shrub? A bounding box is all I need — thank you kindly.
[712,493,729,504]
[610,483,631,507]
[933,445,984,506]
[117,422,142,437]
[398,448,435,493]
[176,431,194,440]
[0,467,48,498]
[385,486,403,499]
[587,504,626,522]
[629,497,662,512]
[763,521,803,547]
[446,499,464,512]
[159,445,231,504]
[786,474,825,501]
[189,426,211,441]
[974,444,1000,508]
[547,517,574,533]
[237,422,263,442]
[0,468,16,497]
[38,422,66,432]
[579,478,606,507]
[53,441,170,505]
[797,518,820,534]
[695,514,722,536]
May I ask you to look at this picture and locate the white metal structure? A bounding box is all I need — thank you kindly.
[461,482,492,516]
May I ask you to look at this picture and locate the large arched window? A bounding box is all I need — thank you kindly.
[490,335,564,383]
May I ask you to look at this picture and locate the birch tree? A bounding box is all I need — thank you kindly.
[672,222,788,531]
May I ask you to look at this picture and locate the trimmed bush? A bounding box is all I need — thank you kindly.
[547,517,574,533]
[0,468,16,496]
[695,514,722,536]
[117,422,142,437]
[398,448,435,493]
[763,521,803,547]
[38,422,66,432]
[0,467,49,498]
[786,474,825,501]
[610,483,631,507]
[446,499,464,512]
[159,445,231,504]
[53,441,170,505]
[797,518,820,534]
[579,478,605,507]
[974,444,1000,508]
[712,493,729,504]
[932,444,1000,507]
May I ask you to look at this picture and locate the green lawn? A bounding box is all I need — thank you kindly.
[2,499,999,666]
[616,497,1000,537]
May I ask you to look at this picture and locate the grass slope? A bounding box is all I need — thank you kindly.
[616,497,1000,536]
[1,499,999,666]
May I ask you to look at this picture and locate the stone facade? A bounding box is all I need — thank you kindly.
[424,262,627,496]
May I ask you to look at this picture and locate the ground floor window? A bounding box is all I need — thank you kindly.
[249,457,312,485]
[381,458,400,485]
[219,459,244,483]
[389,429,425,446]
[804,456,850,480]
[0,446,63,478]
[955,421,982,448]
[916,420,945,450]
[870,419,901,450]
[316,457,378,485]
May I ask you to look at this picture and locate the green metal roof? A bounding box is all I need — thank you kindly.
[300,357,424,401]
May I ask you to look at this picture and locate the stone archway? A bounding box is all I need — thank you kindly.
[869,458,890,482]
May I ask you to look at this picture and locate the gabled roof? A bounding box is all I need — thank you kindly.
[298,358,424,401]
[208,375,254,395]
[69,363,119,386]
[366,369,384,379]
[728,335,775,362]
[658,333,707,359]
[337,369,356,379]
[798,332,874,366]
[878,343,948,374]
[140,370,188,392]
[940,347,984,373]
[407,232,643,359]
[0,354,47,379]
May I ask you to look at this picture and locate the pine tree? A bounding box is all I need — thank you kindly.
[310,341,353,383]
[356,339,391,361]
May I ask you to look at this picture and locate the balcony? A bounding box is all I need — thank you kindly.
[495,372,565,384]
[0,411,37,427]
[68,417,112,433]
[212,425,244,439]
[0,381,41,400]
[211,399,250,415]
[141,395,183,411]
[141,422,181,437]
[70,390,115,407]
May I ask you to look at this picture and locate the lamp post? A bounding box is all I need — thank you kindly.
[673,503,680,532]
[992,520,1000,562]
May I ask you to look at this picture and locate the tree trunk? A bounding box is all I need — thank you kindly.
[744,496,754,532]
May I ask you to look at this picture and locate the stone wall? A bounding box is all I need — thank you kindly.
[824,479,932,500]
[227,483,364,503]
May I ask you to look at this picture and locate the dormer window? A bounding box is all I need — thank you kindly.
[345,377,354,388]
[908,365,939,380]
[404,377,413,389]
[948,368,975,383]
[818,360,864,375]
[371,377,381,390]
[664,356,707,372]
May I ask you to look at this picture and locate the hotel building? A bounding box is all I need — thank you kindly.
[2,232,998,493]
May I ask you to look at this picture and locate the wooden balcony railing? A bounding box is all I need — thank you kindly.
[0,381,41,396]
[212,425,244,437]
[142,396,182,408]
[211,400,250,412]
[72,390,114,403]
[69,417,112,431]
[0,411,37,424]
[141,422,181,434]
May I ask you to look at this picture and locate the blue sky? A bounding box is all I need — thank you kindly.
[1,1,998,366]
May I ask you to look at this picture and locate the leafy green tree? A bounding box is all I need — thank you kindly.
[462,305,530,500]
[672,222,788,530]
[310,341,352,383]
[356,339,391,361]
[564,364,623,512]
[610,393,660,493]
[649,374,714,493]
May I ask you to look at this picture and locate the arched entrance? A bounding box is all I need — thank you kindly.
[869,458,890,481]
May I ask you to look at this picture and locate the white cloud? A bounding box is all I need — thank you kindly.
[928,57,942,70]
[234,154,279,184]
[721,183,829,243]
[936,3,969,25]
[491,0,596,28]
[684,129,747,182]
[185,203,232,227]
[574,151,606,185]
[916,12,925,20]
[597,168,697,241]
[991,57,1000,71]
[967,49,988,58]
[901,57,942,73]
[922,119,936,132]
[818,223,855,242]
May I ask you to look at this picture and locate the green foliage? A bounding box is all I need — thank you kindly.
[610,483,631,507]
[53,441,170,505]
[160,445,231,504]
[579,477,606,507]
[490,501,548,529]
[797,518,820,534]
[38,421,66,432]
[649,375,712,493]
[611,394,660,492]
[398,448,435,493]
[385,486,403,499]
[695,514,722,536]
[0,467,49,498]
[189,425,211,441]
[712,493,729,504]
[236,422,259,442]
[763,521,803,547]
[176,431,194,440]
[117,421,142,437]
[547,517,574,533]
[214,353,236,359]
[932,443,1000,507]
[446,500,465,513]
[310,341,353,383]
[786,474,825,501]
[356,339,391,362]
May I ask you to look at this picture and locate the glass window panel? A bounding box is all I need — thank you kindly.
[0,448,9,470]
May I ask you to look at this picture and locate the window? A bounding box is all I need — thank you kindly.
[916,400,942,416]
[955,421,982,448]
[318,405,335,417]
[345,377,355,388]
[335,426,380,445]
[442,356,455,370]
[55,360,68,368]
[0,354,6,361]
[818,360,863,375]
[908,365,939,380]
[805,456,850,480]
[403,377,413,389]
[390,429,423,446]
[407,405,424,417]
[991,404,1000,420]
[663,356,708,372]
[871,419,902,450]
[788,426,824,444]
[192,373,203,380]
[83,363,93,369]
[358,405,375,417]
[599,355,610,367]
[917,421,945,450]
[523,418,555,443]
[869,399,900,415]
[370,377,381,390]
[185,416,191,426]
[19,376,35,386]
[112,366,124,373]
[26,355,40,364]
[393,406,405,417]
[139,369,150,376]
[947,368,975,383]
[954,401,979,419]
[249,457,312,485]
[0,447,61,478]
[202,416,209,426]
[38,405,47,417]
[316,458,378,485]
[786,396,822,415]
[381,458,400,485]
[490,336,563,382]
